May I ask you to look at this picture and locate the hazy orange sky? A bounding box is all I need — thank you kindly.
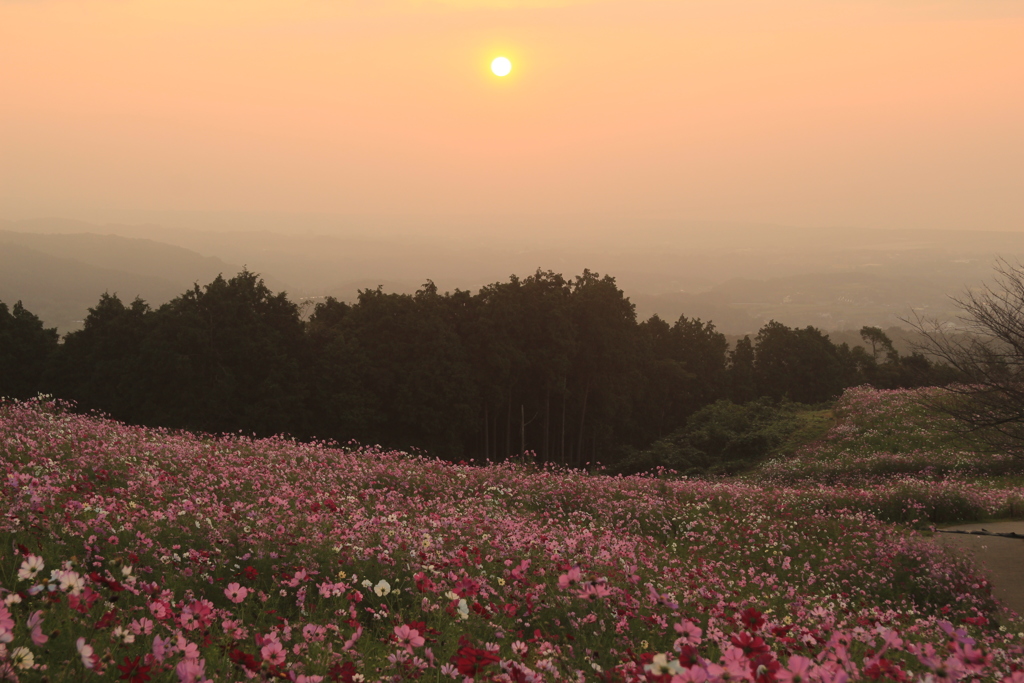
[1,0,1022,234]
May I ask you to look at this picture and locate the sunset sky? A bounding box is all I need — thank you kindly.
[1,0,1022,235]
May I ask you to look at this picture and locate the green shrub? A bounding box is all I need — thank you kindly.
[608,398,825,476]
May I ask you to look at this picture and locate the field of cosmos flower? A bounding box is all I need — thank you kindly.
[2,388,1023,682]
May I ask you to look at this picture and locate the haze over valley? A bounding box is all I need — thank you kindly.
[4,216,1023,337]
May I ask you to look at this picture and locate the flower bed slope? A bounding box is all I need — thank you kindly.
[0,398,1022,682]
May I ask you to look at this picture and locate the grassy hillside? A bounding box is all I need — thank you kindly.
[757,386,1024,484]
[0,394,1022,681]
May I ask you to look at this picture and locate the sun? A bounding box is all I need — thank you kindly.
[491,56,512,77]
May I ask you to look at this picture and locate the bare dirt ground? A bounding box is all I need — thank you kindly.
[935,521,1024,617]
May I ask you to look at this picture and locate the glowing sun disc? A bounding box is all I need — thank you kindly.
[491,56,512,77]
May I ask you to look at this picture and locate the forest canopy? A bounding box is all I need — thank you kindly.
[1,269,954,467]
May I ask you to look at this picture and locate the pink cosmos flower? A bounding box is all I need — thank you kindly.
[776,656,812,683]
[303,623,327,642]
[27,610,48,646]
[876,628,903,653]
[190,599,214,626]
[225,582,249,603]
[818,667,849,683]
[675,620,703,647]
[916,643,942,670]
[394,624,426,651]
[153,634,170,662]
[959,643,992,674]
[704,663,728,682]
[0,605,13,633]
[130,617,155,635]
[261,640,286,665]
[557,566,583,589]
[510,559,531,580]
[670,665,705,683]
[342,626,362,652]
[176,657,207,683]
[284,569,308,587]
[648,584,679,609]
[938,620,976,646]
[180,610,198,631]
[933,655,967,683]
[578,581,612,600]
[77,637,99,670]
[721,647,751,681]
[176,634,200,661]
[149,600,172,620]
[256,631,280,648]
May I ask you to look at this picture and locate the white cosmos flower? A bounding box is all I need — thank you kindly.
[17,555,44,582]
[374,580,391,597]
[57,570,84,595]
[112,626,135,644]
[11,646,34,670]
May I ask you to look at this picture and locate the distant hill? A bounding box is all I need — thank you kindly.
[6,217,1024,334]
[631,271,969,335]
[0,231,243,333]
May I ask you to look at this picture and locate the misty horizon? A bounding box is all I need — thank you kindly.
[4,215,1024,339]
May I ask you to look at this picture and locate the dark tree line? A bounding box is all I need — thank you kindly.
[1,269,956,466]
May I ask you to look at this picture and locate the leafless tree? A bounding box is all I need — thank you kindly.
[908,259,1024,455]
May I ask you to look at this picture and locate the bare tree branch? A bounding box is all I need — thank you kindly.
[904,259,1024,456]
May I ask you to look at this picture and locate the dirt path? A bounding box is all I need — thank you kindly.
[935,521,1024,616]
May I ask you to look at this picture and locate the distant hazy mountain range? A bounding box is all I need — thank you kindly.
[0,225,241,332]
[3,216,1024,335]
